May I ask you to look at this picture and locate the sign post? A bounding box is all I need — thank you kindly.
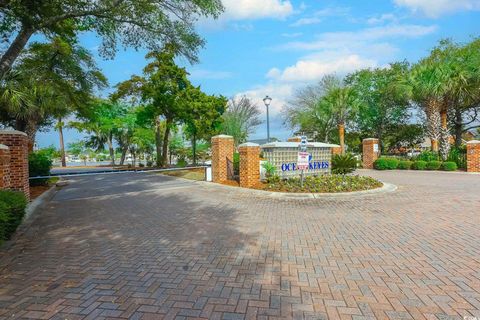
[298,136,308,187]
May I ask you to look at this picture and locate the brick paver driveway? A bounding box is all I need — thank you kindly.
[0,171,479,320]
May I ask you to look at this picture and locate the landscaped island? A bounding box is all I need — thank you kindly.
[258,175,383,193]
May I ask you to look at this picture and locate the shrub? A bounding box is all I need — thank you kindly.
[146,160,153,167]
[0,190,28,242]
[262,161,277,182]
[177,159,188,167]
[398,160,413,170]
[138,163,145,168]
[233,152,240,176]
[416,151,439,162]
[28,152,52,186]
[447,147,466,169]
[442,161,458,171]
[412,161,427,170]
[426,160,442,170]
[332,153,357,175]
[374,157,399,170]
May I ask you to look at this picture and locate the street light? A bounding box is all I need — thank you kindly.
[263,95,272,143]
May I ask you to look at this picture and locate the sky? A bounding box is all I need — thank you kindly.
[37,0,480,148]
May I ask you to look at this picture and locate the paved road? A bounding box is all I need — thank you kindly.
[0,171,479,320]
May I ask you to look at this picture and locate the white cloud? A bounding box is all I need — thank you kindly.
[290,7,350,27]
[221,0,294,20]
[279,24,437,51]
[267,55,377,82]
[367,13,398,25]
[394,0,480,18]
[281,32,303,38]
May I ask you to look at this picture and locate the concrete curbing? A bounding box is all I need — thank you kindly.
[197,180,397,199]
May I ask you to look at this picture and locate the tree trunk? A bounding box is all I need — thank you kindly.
[439,108,450,160]
[120,146,128,165]
[155,118,162,167]
[25,120,37,153]
[425,100,441,153]
[161,119,172,168]
[338,123,345,155]
[192,133,197,166]
[454,108,463,148]
[107,132,115,165]
[0,26,34,78]
[58,118,66,167]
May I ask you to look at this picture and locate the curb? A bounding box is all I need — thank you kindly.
[25,184,59,220]
[197,180,397,199]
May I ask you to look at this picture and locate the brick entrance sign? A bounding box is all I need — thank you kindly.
[211,135,234,183]
[238,143,260,188]
[0,130,30,199]
[362,138,380,169]
[467,140,480,173]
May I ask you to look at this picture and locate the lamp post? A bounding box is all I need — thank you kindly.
[263,95,272,143]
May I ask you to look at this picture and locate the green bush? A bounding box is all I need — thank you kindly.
[0,190,28,243]
[146,160,153,167]
[28,152,52,186]
[374,157,399,170]
[262,161,277,183]
[397,160,413,170]
[416,151,439,162]
[233,152,240,176]
[441,161,458,171]
[332,153,357,175]
[426,160,442,170]
[447,147,466,169]
[177,159,188,167]
[411,160,427,170]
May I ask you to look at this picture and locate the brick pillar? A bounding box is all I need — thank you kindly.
[0,144,11,189]
[467,140,480,173]
[0,131,29,199]
[362,138,380,169]
[239,143,260,188]
[331,146,342,155]
[211,135,234,183]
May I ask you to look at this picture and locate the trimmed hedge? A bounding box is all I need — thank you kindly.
[373,158,399,170]
[426,160,442,170]
[0,190,28,243]
[442,161,458,171]
[397,160,413,170]
[29,152,52,186]
[412,160,427,170]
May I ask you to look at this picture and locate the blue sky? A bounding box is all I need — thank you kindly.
[37,0,480,147]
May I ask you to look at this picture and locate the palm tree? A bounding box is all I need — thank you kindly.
[318,85,360,154]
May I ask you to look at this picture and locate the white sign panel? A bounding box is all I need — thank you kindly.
[373,144,379,153]
[297,152,310,170]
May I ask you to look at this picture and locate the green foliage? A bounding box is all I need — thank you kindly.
[398,160,413,170]
[264,175,382,193]
[332,153,357,175]
[442,161,458,171]
[262,162,277,182]
[386,124,424,153]
[426,161,442,170]
[28,152,52,186]
[221,96,262,146]
[233,153,240,176]
[177,159,188,168]
[0,0,223,77]
[447,146,467,169]
[373,157,399,170]
[146,160,153,167]
[0,190,28,242]
[416,151,439,162]
[412,161,427,170]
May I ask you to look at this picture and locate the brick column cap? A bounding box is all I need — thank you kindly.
[238,142,259,148]
[0,130,27,136]
[0,144,9,150]
[363,138,379,142]
[466,140,480,145]
[212,134,234,140]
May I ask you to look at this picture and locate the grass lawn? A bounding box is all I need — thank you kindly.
[160,168,205,181]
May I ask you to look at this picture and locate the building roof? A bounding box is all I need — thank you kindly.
[260,141,340,148]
